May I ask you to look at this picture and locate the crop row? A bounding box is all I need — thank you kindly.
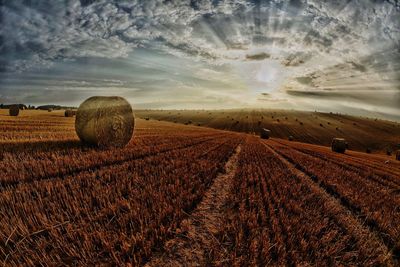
[0,131,230,187]
[0,132,243,265]
[278,140,400,178]
[211,137,393,266]
[267,140,400,258]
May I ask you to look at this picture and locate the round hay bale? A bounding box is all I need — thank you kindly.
[260,128,271,139]
[9,105,20,116]
[331,138,346,153]
[75,96,134,148]
[48,108,53,112]
[396,150,400,161]
[65,109,76,117]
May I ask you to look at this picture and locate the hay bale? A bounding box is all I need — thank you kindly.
[396,150,400,161]
[9,105,20,116]
[331,138,346,153]
[48,108,53,112]
[65,110,76,117]
[260,128,271,139]
[75,96,134,148]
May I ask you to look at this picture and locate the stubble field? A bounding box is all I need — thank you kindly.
[0,109,399,266]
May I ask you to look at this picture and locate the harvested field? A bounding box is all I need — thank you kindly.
[0,110,399,266]
[136,109,400,153]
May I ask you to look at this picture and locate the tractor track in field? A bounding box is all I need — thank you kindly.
[261,140,398,265]
[145,144,242,267]
[0,135,225,191]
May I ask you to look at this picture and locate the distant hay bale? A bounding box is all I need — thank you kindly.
[65,110,76,117]
[145,117,150,121]
[396,150,400,161]
[260,128,271,139]
[75,96,135,148]
[9,105,20,116]
[288,136,294,141]
[48,108,53,112]
[331,138,346,153]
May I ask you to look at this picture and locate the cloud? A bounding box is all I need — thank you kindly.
[282,52,312,67]
[2,0,399,72]
[0,0,399,119]
[245,52,271,61]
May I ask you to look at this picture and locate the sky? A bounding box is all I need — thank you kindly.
[0,0,399,119]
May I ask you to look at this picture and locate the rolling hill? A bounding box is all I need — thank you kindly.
[135,109,400,154]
